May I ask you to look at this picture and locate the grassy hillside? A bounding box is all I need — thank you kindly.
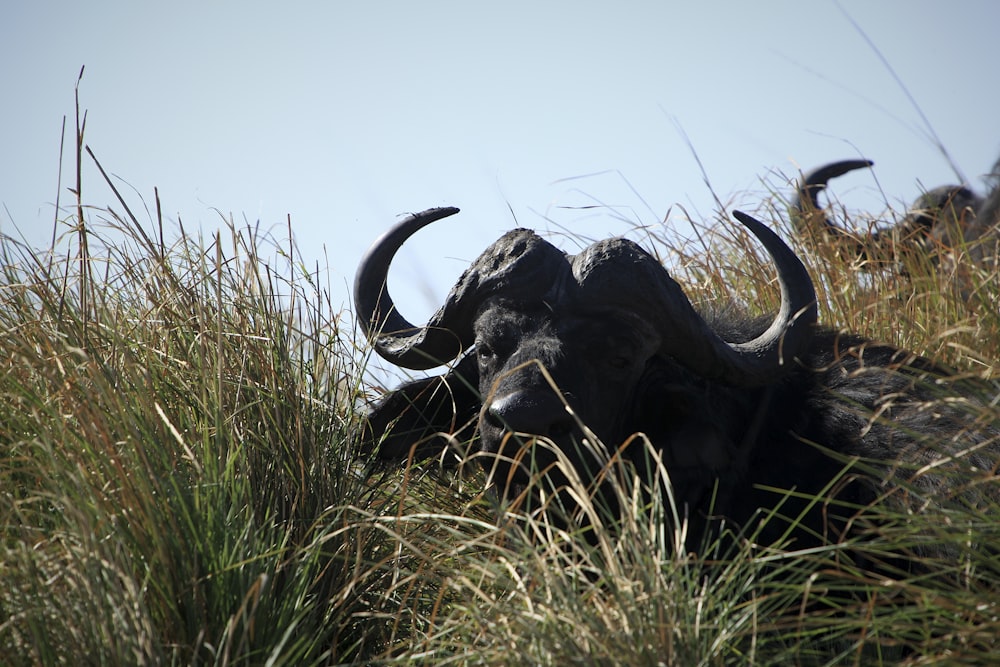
[2,129,1000,664]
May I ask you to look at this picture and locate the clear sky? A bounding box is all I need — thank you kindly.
[3,1,998,328]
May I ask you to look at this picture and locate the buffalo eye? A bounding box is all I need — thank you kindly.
[476,342,496,364]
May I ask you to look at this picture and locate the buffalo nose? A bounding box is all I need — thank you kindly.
[487,390,574,437]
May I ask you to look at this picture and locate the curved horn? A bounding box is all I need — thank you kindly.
[354,207,466,370]
[355,207,569,370]
[573,211,817,387]
[793,159,874,220]
[792,159,873,250]
[720,210,818,383]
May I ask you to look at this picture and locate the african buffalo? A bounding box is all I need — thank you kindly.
[791,158,1000,269]
[356,206,997,552]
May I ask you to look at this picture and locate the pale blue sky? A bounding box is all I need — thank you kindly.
[3,1,998,326]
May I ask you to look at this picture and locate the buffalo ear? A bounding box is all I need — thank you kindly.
[360,353,481,463]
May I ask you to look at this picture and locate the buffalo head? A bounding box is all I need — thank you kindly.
[791,158,987,265]
[355,207,817,502]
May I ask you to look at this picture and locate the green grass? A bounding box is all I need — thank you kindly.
[2,108,1000,664]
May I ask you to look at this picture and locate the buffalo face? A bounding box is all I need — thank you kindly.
[473,299,661,496]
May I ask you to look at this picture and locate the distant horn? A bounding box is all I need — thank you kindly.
[791,159,873,250]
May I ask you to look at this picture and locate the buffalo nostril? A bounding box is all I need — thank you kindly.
[484,406,505,430]
[488,390,574,437]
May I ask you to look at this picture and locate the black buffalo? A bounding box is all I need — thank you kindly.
[356,207,997,552]
[791,158,1000,269]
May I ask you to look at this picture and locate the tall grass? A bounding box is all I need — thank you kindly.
[0,92,452,662]
[0,197,406,662]
[2,99,1000,663]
